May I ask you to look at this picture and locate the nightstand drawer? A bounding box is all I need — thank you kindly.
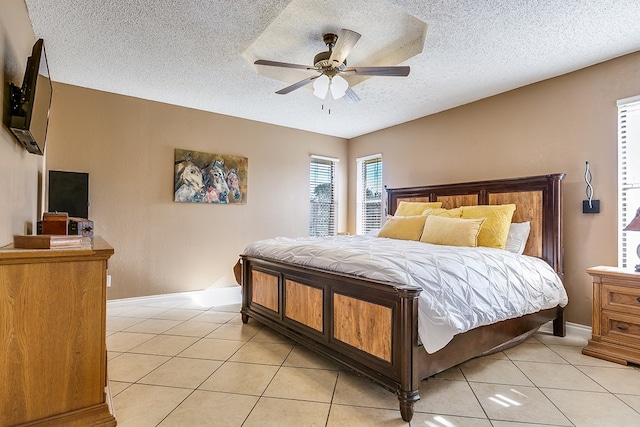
[602,283,640,316]
[601,311,640,348]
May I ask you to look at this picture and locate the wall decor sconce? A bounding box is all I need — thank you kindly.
[583,161,600,214]
[623,207,640,272]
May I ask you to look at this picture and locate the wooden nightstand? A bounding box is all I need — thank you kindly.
[583,266,640,365]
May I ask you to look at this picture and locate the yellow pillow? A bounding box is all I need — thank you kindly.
[421,207,463,218]
[460,204,516,249]
[420,216,485,247]
[395,201,443,216]
[378,215,427,241]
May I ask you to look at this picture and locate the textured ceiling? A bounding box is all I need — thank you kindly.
[24,0,640,139]
[244,0,427,91]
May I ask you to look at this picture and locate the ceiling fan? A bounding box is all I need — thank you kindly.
[254,29,410,102]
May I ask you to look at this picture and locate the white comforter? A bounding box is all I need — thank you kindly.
[243,234,568,353]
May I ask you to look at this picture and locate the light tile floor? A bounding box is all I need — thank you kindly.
[107,292,640,426]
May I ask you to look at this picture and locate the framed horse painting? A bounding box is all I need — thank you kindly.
[174,149,247,204]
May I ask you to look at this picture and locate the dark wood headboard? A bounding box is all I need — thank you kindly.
[386,174,565,278]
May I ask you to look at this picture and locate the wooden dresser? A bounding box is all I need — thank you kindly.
[583,266,640,365]
[0,237,116,426]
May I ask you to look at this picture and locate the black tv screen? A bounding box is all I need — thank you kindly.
[9,38,53,155]
[48,171,89,219]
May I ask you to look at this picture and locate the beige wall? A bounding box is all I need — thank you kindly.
[348,51,640,326]
[0,1,41,245]
[46,84,347,299]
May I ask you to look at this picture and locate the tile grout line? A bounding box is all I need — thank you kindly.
[506,341,576,427]
[109,302,251,425]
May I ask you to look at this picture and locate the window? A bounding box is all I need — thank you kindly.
[617,97,640,268]
[309,155,338,236]
[356,154,383,234]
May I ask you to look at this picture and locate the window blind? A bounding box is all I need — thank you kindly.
[356,154,383,234]
[618,97,640,268]
[309,156,337,236]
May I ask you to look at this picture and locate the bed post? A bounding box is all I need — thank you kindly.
[553,306,566,337]
[548,174,566,337]
[240,256,250,324]
[397,286,421,422]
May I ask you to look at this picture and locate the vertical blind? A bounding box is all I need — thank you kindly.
[356,154,383,234]
[618,97,640,268]
[309,155,337,236]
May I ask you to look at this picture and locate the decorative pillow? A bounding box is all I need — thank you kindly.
[460,204,516,249]
[505,221,531,255]
[395,201,443,216]
[378,215,427,241]
[421,207,463,218]
[420,215,485,247]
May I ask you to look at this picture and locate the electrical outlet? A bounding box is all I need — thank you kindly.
[107,274,112,287]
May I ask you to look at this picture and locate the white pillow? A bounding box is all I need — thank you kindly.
[505,221,530,254]
[365,228,381,236]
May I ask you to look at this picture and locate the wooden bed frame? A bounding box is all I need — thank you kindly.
[240,173,566,421]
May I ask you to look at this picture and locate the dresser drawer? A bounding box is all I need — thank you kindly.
[601,283,640,316]
[601,311,640,348]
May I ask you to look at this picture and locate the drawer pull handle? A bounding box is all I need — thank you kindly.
[617,324,629,331]
[637,296,640,304]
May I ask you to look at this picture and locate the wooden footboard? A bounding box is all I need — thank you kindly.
[240,256,422,420]
[241,256,565,421]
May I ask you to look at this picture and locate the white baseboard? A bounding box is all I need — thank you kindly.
[108,284,241,307]
[539,320,591,336]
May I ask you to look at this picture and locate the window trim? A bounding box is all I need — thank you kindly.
[309,154,338,237]
[356,153,383,235]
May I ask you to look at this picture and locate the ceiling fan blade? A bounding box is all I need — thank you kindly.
[342,66,410,76]
[343,88,360,103]
[275,75,320,94]
[328,29,361,68]
[255,59,316,71]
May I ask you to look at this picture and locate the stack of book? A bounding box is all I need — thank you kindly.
[13,235,83,249]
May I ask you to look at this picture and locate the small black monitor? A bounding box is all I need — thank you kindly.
[48,170,89,219]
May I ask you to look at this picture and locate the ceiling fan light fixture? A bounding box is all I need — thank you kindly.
[330,75,349,99]
[313,74,330,99]
[255,28,409,102]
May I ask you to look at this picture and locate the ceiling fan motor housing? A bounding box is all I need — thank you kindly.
[314,33,345,69]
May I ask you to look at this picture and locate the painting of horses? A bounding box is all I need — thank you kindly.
[174,149,247,204]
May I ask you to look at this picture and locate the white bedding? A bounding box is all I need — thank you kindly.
[243,234,568,353]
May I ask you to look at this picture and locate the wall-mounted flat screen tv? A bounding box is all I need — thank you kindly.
[9,38,53,155]
[48,170,89,219]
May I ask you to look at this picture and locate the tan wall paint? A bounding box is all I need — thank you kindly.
[0,1,41,245]
[348,51,640,326]
[45,84,347,299]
